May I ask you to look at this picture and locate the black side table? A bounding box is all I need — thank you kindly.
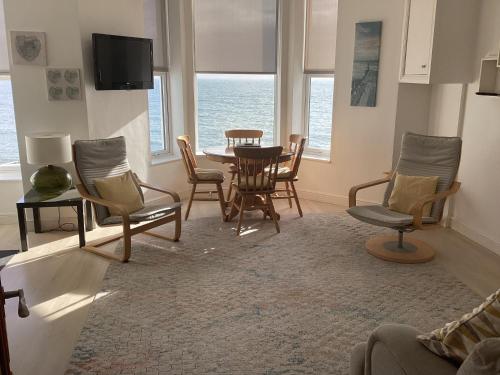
[16,189,93,252]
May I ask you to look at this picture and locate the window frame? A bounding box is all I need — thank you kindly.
[0,73,21,180]
[149,71,172,158]
[302,72,334,160]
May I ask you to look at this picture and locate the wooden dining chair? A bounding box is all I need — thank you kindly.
[177,135,226,221]
[230,146,283,235]
[271,134,307,217]
[224,129,264,201]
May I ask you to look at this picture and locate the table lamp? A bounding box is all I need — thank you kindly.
[25,133,73,196]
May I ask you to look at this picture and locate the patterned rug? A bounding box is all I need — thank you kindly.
[66,213,481,375]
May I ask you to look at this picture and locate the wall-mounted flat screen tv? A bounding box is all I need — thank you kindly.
[92,33,153,90]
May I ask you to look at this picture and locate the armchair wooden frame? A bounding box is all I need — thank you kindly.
[177,135,226,221]
[272,134,306,217]
[75,173,181,263]
[224,129,264,201]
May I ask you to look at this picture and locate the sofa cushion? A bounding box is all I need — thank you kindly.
[418,288,500,363]
[457,338,500,375]
[388,173,439,216]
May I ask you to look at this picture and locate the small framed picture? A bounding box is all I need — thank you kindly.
[46,68,82,101]
[10,31,47,66]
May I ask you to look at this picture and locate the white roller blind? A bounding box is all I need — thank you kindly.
[304,0,338,73]
[144,0,167,71]
[194,0,278,74]
[0,0,9,72]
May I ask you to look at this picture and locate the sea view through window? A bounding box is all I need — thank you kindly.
[0,78,19,165]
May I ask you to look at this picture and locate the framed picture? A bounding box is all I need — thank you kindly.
[10,31,47,66]
[46,68,82,101]
[350,21,382,107]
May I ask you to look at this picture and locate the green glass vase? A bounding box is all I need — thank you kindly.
[30,165,72,197]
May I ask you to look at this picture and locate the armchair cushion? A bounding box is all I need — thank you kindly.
[94,171,144,216]
[346,205,437,228]
[388,173,439,216]
[101,202,182,225]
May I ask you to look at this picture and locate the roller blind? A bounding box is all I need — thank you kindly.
[193,0,278,74]
[144,0,167,71]
[0,0,9,72]
[304,0,338,73]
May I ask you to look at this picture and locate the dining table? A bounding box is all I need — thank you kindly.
[203,146,294,221]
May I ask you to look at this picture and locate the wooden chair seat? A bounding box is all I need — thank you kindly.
[194,168,224,182]
[235,176,270,190]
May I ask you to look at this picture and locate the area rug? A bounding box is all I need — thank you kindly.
[66,213,481,375]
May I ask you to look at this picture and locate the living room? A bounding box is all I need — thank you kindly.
[0,0,499,374]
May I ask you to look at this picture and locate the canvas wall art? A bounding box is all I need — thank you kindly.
[10,31,47,66]
[46,68,82,101]
[350,21,382,107]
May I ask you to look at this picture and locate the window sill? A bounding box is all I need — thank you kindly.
[0,164,22,181]
[302,150,331,163]
[150,152,182,166]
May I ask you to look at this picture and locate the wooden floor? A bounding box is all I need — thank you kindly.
[1,199,500,375]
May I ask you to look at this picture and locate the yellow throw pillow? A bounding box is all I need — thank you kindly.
[417,289,500,363]
[94,171,144,216]
[388,173,439,217]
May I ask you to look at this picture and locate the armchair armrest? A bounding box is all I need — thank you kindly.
[411,181,461,228]
[349,174,392,208]
[133,174,180,203]
[75,184,129,216]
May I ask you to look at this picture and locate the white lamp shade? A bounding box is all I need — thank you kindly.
[25,133,72,165]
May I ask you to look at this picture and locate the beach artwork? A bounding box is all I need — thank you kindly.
[350,21,382,107]
[46,68,82,101]
[10,31,47,66]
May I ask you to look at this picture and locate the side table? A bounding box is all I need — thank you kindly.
[16,189,93,252]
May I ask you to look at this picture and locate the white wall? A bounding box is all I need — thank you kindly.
[294,0,405,205]
[427,0,500,254]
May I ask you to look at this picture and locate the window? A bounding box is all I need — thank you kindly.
[193,0,278,151]
[303,0,338,158]
[305,75,334,151]
[145,0,170,157]
[196,74,276,150]
[148,73,169,154]
[0,76,18,165]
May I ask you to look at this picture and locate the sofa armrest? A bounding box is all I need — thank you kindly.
[365,324,458,375]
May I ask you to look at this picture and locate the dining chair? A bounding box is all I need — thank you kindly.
[271,134,307,217]
[177,135,226,221]
[231,146,283,235]
[73,136,182,263]
[224,129,264,201]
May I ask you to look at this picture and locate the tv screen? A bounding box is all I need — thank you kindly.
[92,33,153,90]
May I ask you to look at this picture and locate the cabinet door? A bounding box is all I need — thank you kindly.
[404,0,435,76]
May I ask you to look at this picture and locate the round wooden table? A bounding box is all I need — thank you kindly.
[203,147,294,164]
[203,147,294,221]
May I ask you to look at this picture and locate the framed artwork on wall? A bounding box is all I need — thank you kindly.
[46,68,82,101]
[350,21,382,107]
[10,31,47,66]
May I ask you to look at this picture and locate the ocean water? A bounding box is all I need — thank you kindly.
[0,80,19,165]
[1,75,334,165]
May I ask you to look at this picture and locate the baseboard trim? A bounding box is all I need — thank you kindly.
[449,218,500,257]
[295,188,378,207]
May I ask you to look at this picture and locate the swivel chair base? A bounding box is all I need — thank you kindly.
[365,234,435,264]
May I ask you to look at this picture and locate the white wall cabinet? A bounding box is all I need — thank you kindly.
[399,0,479,84]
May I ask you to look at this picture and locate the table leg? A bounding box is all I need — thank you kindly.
[16,205,28,252]
[84,200,93,231]
[32,207,42,233]
[76,202,85,248]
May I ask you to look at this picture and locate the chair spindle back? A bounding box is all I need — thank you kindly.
[225,129,264,148]
[177,135,198,181]
[288,134,307,178]
[234,146,283,194]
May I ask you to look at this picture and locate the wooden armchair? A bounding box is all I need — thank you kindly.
[346,133,462,263]
[230,146,283,235]
[73,136,181,263]
[224,129,264,200]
